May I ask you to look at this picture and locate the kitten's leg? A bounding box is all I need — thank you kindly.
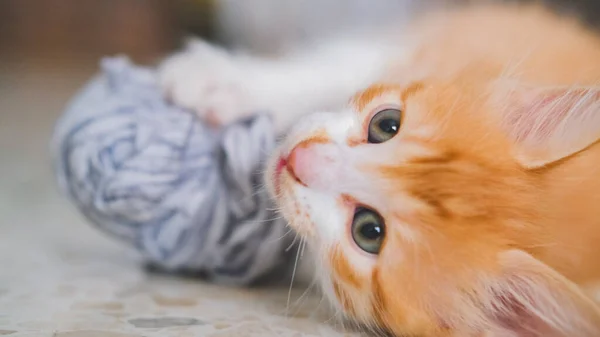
[158,38,393,132]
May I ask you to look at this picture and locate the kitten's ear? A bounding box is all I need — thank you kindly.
[480,250,600,337]
[495,82,600,168]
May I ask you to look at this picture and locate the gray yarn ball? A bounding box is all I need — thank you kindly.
[52,57,295,285]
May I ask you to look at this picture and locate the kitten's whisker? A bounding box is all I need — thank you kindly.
[324,310,338,325]
[261,213,285,221]
[300,238,307,258]
[289,280,317,316]
[338,311,346,332]
[266,227,294,243]
[287,238,303,314]
[313,289,327,318]
[285,233,299,252]
[231,183,270,205]
[251,215,285,224]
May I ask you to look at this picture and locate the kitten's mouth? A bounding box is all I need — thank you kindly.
[269,153,317,239]
[273,155,303,192]
[273,156,289,194]
[275,157,287,178]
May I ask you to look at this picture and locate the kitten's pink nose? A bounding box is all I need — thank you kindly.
[287,144,312,186]
[287,142,340,190]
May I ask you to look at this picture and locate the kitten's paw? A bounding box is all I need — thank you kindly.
[158,40,251,126]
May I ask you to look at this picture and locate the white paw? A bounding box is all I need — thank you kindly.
[158,39,252,126]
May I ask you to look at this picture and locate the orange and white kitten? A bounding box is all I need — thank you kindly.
[160,2,600,336]
[265,4,600,337]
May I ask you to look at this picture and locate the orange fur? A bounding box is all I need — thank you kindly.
[271,3,600,336]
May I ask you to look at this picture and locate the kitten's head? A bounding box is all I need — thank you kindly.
[266,75,600,336]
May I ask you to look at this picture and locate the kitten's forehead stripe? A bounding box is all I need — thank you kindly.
[377,151,463,220]
[409,151,459,165]
[410,190,452,219]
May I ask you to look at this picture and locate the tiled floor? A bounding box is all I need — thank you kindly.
[0,59,359,337]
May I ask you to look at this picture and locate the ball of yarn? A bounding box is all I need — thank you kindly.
[52,57,294,285]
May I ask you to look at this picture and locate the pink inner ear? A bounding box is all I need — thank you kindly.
[489,286,555,337]
[479,250,600,337]
[500,84,600,168]
[508,92,570,143]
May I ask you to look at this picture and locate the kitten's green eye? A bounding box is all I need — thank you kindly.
[351,207,385,254]
[367,108,402,144]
